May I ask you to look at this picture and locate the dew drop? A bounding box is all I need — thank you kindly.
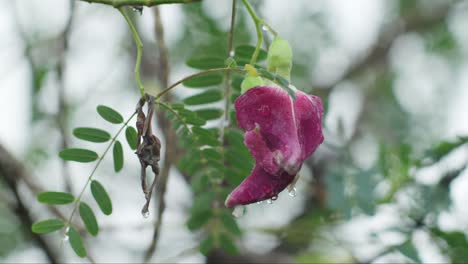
[232,206,245,218]
[267,199,273,204]
[62,235,69,243]
[256,201,263,205]
[271,195,278,201]
[65,227,70,233]
[229,50,235,57]
[142,210,150,218]
[288,187,297,197]
[261,25,268,31]
[132,6,143,15]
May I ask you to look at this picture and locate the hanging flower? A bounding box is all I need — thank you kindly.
[225,86,324,208]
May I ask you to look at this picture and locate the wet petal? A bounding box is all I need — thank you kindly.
[294,92,324,159]
[225,165,295,208]
[235,86,302,174]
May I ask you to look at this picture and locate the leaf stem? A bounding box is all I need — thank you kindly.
[219,0,237,144]
[241,0,277,65]
[65,112,137,229]
[79,0,201,7]
[119,7,145,97]
[154,67,245,100]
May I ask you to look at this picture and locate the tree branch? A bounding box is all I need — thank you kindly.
[0,144,60,263]
[314,0,456,96]
[143,6,176,261]
[78,0,201,8]
[56,0,76,194]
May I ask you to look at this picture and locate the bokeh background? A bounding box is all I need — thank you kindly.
[1,0,468,263]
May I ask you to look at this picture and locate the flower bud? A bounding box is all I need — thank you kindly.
[267,36,293,81]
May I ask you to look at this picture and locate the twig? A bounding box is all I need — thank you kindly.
[314,0,457,95]
[219,0,237,145]
[78,0,201,7]
[119,7,145,97]
[143,6,174,261]
[0,144,60,263]
[56,0,76,193]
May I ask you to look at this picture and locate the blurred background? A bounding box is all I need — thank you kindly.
[1,0,468,263]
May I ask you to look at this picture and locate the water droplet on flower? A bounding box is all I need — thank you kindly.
[256,201,263,205]
[132,6,143,15]
[142,210,150,218]
[288,187,297,197]
[232,206,245,218]
[267,199,273,204]
[229,50,235,57]
[271,195,278,201]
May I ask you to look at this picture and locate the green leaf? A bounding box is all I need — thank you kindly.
[257,68,296,100]
[394,239,421,263]
[125,126,138,150]
[90,180,113,215]
[220,212,242,236]
[31,219,64,234]
[187,210,212,231]
[193,126,220,146]
[195,108,223,120]
[200,234,214,256]
[96,105,123,124]
[235,45,267,61]
[219,233,238,255]
[37,192,74,205]
[79,202,99,236]
[73,127,111,143]
[177,109,206,126]
[191,192,215,215]
[59,148,98,163]
[183,90,222,105]
[113,141,124,172]
[68,227,87,258]
[183,73,223,88]
[186,57,225,70]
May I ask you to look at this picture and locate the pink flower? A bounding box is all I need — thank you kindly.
[225,86,324,208]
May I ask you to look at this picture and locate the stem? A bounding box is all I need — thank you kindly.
[119,7,145,97]
[219,0,237,144]
[242,0,262,65]
[155,67,245,100]
[65,112,137,228]
[79,0,201,7]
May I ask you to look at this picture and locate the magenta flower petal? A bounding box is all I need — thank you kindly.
[225,86,324,208]
[294,91,324,159]
[235,86,302,174]
[225,165,296,208]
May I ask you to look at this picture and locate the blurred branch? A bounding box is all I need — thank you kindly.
[78,0,200,7]
[0,144,60,263]
[56,0,76,194]
[315,0,457,97]
[206,250,292,264]
[143,6,175,262]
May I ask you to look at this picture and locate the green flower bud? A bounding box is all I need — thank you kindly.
[241,75,264,93]
[267,36,293,81]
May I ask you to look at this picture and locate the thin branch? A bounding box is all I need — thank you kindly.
[155,67,244,100]
[119,7,145,97]
[143,6,174,261]
[314,0,457,96]
[56,0,76,193]
[0,144,60,263]
[78,0,201,7]
[219,0,237,144]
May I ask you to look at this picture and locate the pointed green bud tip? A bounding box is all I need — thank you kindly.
[267,36,293,80]
[241,75,264,93]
